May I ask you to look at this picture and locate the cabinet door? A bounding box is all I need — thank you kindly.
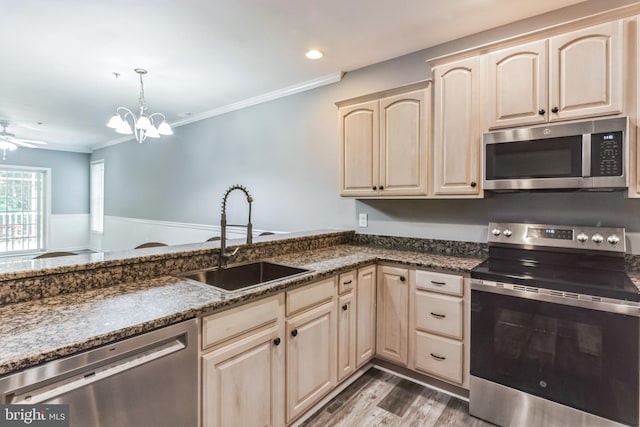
[203,325,285,427]
[549,20,623,121]
[379,88,429,196]
[433,57,481,196]
[339,100,380,196]
[356,265,376,368]
[376,265,409,366]
[286,300,337,423]
[337,292,356,382]
[487,40,548,128]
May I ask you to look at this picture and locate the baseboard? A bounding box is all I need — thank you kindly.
[372,358,469,401]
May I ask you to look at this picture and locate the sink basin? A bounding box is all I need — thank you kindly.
[180,261,310,293]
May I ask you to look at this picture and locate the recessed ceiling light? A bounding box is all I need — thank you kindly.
[305,49,324,60]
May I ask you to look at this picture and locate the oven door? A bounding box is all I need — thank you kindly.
[471,286,639,426]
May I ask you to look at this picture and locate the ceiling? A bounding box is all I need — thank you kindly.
[0,0,589,152]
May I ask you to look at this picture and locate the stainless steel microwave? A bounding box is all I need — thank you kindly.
[483,117,629,191]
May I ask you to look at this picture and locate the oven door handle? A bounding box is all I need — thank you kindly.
[471,279,640,317]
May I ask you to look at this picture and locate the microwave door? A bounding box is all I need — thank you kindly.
[483,135,587,190]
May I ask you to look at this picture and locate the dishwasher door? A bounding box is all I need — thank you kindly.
[0,319,198,427]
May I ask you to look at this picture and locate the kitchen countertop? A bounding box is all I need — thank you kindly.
[0,244,482,376]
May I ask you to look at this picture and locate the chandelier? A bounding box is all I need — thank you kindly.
[106,68,173,143]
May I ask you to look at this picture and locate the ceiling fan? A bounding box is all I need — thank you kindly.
[0,122,47,160]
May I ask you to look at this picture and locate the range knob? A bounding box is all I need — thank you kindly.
[491,228,501,237]
[576,233,589,243]
[607,234,620,245]
[592,234,604,244]
[502,229,513,237]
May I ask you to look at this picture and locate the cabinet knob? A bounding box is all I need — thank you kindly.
[551,107,559,113]
[400,276,406,282]
[342,304,348,311]
[538,109,545,115]
[379,185,384,190]
[291,329,298,337]
[273,337,281,346]
[470,181,477,188]
[372,186,377,190]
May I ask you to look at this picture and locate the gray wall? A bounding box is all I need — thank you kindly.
[92,0,640,236]
[3,148,89,214]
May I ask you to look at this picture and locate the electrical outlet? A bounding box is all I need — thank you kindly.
[358,213,368,227]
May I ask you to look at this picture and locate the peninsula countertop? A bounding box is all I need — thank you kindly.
[0,244,482,376]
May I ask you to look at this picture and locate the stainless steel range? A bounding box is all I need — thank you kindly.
[470,222,640,427]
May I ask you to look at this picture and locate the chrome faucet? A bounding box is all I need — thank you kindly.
[219,184,253,268]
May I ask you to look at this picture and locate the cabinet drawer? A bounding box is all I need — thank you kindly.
[415,270,463,296]
[338,271,356,294]
[287,277,336,316]
[414,291,462,339]
[414,331,463,384]
[202,294,284,350]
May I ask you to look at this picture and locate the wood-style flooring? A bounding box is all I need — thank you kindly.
[301,368,494,427]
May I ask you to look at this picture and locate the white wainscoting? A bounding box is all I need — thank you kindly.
[93,216,278,253]
[49,214,90,251]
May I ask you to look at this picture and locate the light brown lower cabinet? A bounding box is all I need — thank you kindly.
[200,264,468,426]
[285,278,337,424]
[201,294,285,427]
[376,265,409,366]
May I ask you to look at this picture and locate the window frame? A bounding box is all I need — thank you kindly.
[90,160,105,235]
[0,165,51,256]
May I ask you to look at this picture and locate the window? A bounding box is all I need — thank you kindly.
[0,167,47,254]
[90,160,104,234]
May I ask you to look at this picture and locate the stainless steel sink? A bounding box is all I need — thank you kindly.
[179,261,310,293]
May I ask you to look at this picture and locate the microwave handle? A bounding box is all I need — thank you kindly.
[582,134,591,177]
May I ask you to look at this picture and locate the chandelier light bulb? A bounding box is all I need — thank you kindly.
[107,68,173,143]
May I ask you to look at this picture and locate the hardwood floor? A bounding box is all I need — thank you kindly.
[301,368,494,427]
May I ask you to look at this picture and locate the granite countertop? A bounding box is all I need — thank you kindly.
[0,244,483,376]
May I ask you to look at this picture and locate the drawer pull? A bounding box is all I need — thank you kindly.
[343,280,353,285]
[430,280,446,286]
[430,353,446,361]
[430,312,446,319]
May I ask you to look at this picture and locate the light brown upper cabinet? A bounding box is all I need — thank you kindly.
[432,56,482,197]
[487,20,623,129]
[338,82,430,197]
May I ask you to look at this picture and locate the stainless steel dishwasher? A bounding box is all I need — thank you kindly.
[0,319,198,427]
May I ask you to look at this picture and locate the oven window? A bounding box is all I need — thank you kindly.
[485,136,582,180]
[471,290,639,426]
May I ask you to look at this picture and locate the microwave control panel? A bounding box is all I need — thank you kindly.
[591,131,622,176]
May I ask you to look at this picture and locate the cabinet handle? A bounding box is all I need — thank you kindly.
[430,280,446,286]
[538,109,545,115]
[372,186,377,190]
[400,276,406,282]
[273,337,281,346]
[430,312,446,319]
[551,106,559,113]
[291,329,298,337]
[430,353,446,361]
[342,304,348,311]
[470,181,477,188]
[343,280,353,285]
[379,185,384,190]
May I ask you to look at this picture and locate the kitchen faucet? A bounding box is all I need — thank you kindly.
[218,184,253,268]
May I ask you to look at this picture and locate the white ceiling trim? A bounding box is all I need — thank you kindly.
[34,143,93,154]
[92,71,344,152]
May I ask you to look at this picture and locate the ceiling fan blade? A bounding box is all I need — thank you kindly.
[13,140,38,148]
[15,138,47,145]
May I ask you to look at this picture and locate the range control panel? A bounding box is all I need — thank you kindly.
[488,222,626,253]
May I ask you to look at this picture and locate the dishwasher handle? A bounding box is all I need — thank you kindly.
[11,338,186,404]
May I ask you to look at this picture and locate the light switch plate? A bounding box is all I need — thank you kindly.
[358,213,368,227]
